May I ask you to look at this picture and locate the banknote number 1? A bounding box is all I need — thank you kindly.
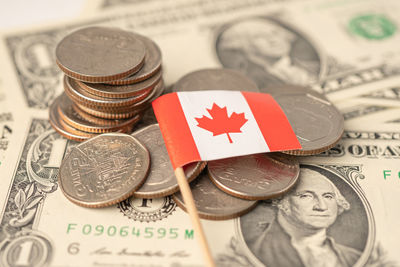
[13,240,33,266]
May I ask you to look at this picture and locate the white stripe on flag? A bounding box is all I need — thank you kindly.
[177,91,270,161]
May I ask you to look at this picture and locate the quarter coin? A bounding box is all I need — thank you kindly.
[172,68,259,92]
[56,27,146,83]
[172,170,257,220]
[106,34,162,85]
[59,133,150,208]
[207,153,299,200]
[266,86,344,155]
[132,124,206,198]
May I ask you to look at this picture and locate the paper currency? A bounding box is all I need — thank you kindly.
[1,0,400,266]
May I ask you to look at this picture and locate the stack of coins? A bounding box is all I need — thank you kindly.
[49,26,164,141]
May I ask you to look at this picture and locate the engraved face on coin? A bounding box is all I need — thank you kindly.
[207,153,299,200]
[265,86,344,155]
[56,27,146,83]
[172,68,259,92]
[132,124,205,198]
[173,170,257,220]
[59,133,150,207]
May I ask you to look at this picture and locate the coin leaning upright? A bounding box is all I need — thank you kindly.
[56,27,146,83]
[59,133,150,208]
[207,153,300,200]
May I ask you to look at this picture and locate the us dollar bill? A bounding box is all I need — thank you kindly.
[0,82,13,168]
[3,0,400,111]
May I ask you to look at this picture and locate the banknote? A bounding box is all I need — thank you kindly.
[2,122,400,266]
[0,82,13,168]
[3,0,400,111]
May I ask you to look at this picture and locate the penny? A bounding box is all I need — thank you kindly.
[267,86,344,155]
[207,153,300,200]
[64,76,153,108]
[56,27,146,83]
[172,170,257,220]
[74,79,164,119]
[49,95,95,142]
[58,93,140,133]
[106,34,162,85]
[59,133,150,208]
[76,69,162,99]
[132,124,206,198]
[172,68,259,92]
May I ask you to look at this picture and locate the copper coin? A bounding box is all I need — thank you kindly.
[266,86,344,155]
[58,93,140,133]
[74,79,164,119]
[106,34,162,85]
[132,124,205,198]
[172,68,259,92]
[64,76,153,108]
[56,27,146,83]
[207,153,299,200]
[172,170,257,220]
[49,95,96,142]
[59,133,150,208]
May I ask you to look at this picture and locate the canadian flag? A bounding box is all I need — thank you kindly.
[152,90,301,169]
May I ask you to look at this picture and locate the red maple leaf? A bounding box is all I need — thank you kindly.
[195,103,248,143]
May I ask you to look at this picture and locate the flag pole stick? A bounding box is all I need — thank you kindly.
[174,167,216,267]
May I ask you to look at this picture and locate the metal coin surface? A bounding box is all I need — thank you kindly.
[207,153,299,200]
[58,93,140,133]
[172,170,257,220]
[74,79,164,119]
[77,69,162,99]
[267,87,344,155]
[106,35,162,85]
[64,76,153,108]
[56,27,145,83]
[261,84,329,100]
[59,133,150,208]
[172,68,259,92]
[132,124,205,198]
[49,95,95,142]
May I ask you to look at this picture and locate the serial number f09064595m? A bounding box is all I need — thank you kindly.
[66,223,194,240]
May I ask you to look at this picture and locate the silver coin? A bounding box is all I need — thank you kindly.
[261,85,329,100]
[266,86,344,155]
[172,170,257,220]
[77,69,162,99]
[172,68,259,92]
[56,27,146,83]
[207,153,299,200]
[132,124,206,198]
[59,133,150,208]
[106,34,162,85]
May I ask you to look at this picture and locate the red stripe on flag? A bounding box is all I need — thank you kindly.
[152,93,201,169]
[241,92,301,151]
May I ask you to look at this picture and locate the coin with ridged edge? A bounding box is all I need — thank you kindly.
[264,86,344,155]
[64,76,153,108]
[76,69,162,99]
[207,153,299,200]
[172,169,257,220]
[132,124,206,198]
[106,34,162,85]
[58,93,140,133]
[74,79,164,119]
[172,68,259,92]
[59,133,150,208]
[56,27,146,83]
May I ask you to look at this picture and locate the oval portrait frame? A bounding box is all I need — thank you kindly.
[234,164,375,267]
[214,15,328,88]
